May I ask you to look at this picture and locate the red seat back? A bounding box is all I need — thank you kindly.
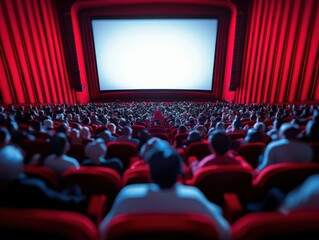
[62,167,122,210]
[253,162,319,195]
[123,166,151,185]
[184,141,211,162]
[106,142,138,169]
[232,211,319,240]
[24,166,59,190]
[237,142,266,169]
[189,165,254,204]
[0,208,98,240]
[104,213,220,240]
[174,132,189,148]
[19,139,51,164]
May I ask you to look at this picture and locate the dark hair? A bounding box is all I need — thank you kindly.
[49,133,68,156]
[210,130,231,155]
[146,146,183,189]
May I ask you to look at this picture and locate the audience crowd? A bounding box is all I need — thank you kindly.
[0,101,318,239]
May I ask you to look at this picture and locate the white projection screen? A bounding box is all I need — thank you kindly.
[91,18,218,91]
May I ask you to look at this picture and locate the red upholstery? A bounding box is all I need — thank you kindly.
[184,141,211,162]
[150,133,170,142]
[106,142,138,169]
[104,213,220,240]
[131,125,146,138]
[0,208,98,240]
[62,167,122,210]
[187,165,254,205]
[237,142,266,169]
[232,211,319,240]
[24,166,59,190]
[253,162,319,195]
[123,166,151,185]
[227,132,246,141]
[174,132,189,148]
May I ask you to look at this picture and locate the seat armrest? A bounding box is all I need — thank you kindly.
[87,195,107,225]
[223,193,243,223]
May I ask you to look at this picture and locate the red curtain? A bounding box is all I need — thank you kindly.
[0,0,77,104]
[235,0,319,104]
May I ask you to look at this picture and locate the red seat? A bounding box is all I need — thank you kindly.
[103,213,220,240]
[237,142,266,169]
[187,165,254,205]
[227,132,246,141]
[232,211,319,240]
[106,142,138,169]
[150,133,170,142]
[253,162,319,196]
[122,166,151,185]
[131,125,146,138]
[62,167,122,211]
[0,208,98,240]
[174,132,189,148]
[24,166,59,189]
[184,141,211,163]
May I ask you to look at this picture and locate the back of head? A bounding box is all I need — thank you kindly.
[80,126,91,139]
[254,122,266,133]
[85,139,107,161]
[245,128,263,143]
[210,130,231,155]
[98,130,115,143]
[187,130,202,143]
[49,133,69,156]
[0,145,24,182]
[121,126,132,137]
[215,121,225,132]
[279,123,299,140]
[145,143,183,189]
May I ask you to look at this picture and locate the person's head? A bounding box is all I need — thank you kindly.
[279,123,300,140]
[305,120,319,141]
[209,130,231,155]
[80,126,91,140]
[121,126,133,138]
[145,143,183,189]
[178,125,187,134]
[43,119,54,130]
[137,130,150,146]
[107,123,117,134]
[254,122,266,133]
[49,133,70,156]
[195,125,207,138]
[187,130,202,144]
[98,130,116,143]
[244,128,264,143]
[0,145,24,182]
[215,121,225,132]
[232,118,242,130]
[85,139,107,162]
[139,137,163,160]
[0,128,11,148]
[69,129,81,144]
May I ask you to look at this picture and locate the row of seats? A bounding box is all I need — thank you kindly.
[1,208,318,240]
[25,162,319,218]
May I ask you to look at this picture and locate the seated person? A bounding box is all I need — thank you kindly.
[82,139,124,175]
[116,126,140,147]
[0,128,11,148]
[184,130,203,149]
[98,130,117,144]
[0,145,87,212]
[279,174,319,213]
[43,133,80,177]
[191,130,250,174]
[99,144,231,240]
[258,123,313,171]
[243,128,264,143]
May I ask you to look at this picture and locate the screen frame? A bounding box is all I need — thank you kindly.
[71,0,237,102]
[91,16,219,93]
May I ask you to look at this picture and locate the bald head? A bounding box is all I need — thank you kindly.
[0,145,24,182]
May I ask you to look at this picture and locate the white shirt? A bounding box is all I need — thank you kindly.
[43,154,80,177]
[99,183,231,240]
[258,139,313,170]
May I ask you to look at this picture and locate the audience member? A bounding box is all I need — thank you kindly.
[43,133,80,177]
[0,145,87,212]
[258,123,313,171]
[82,139,124,175]
[191,131,249,174]
[99,143,231,240]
